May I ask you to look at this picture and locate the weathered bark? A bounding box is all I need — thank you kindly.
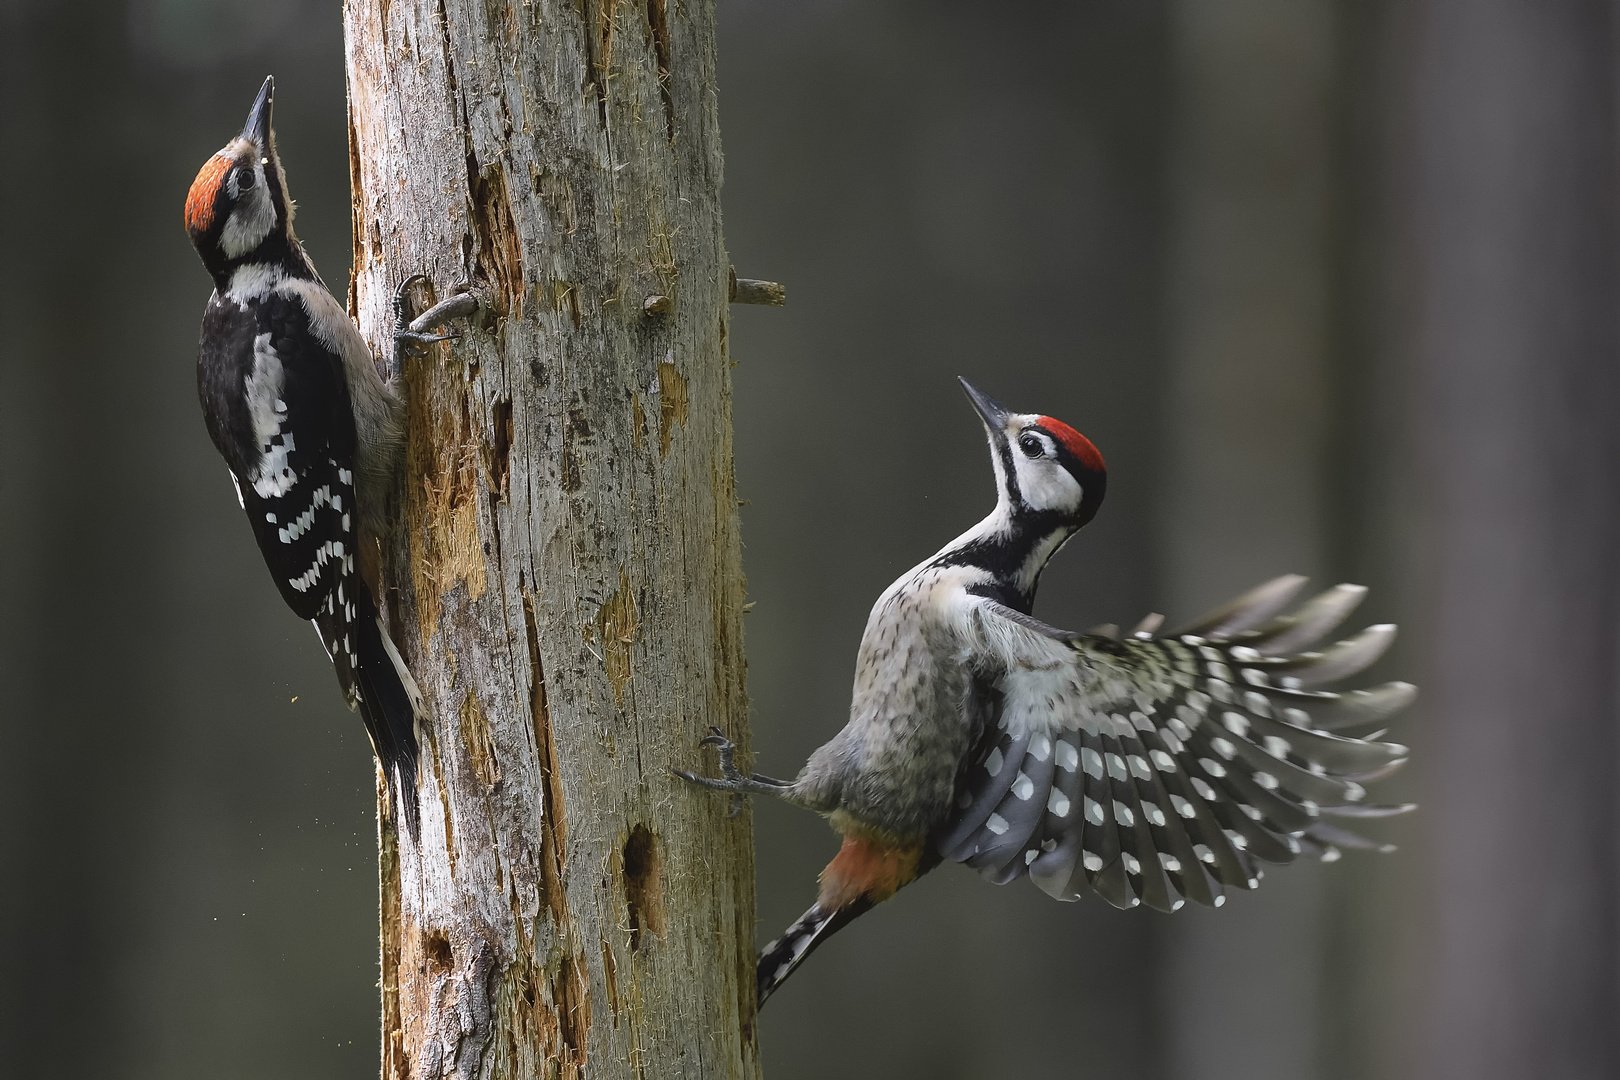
[342,2,760,1077]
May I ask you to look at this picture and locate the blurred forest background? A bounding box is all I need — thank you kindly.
[2,1,1616,1078]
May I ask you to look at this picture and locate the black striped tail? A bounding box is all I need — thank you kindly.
[352,589,422,838]
[757,898,872,1008]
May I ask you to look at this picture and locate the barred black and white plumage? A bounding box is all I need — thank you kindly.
[677,378,1415,1008]
[187,77,429,833]
[939,576,1413,911]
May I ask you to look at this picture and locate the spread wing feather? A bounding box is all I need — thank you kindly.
[938,577,1414,911]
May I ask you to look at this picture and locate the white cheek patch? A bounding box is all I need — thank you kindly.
[1012,457,1083,513]
[220,177,276,258]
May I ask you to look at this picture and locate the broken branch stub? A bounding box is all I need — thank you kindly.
[729,266,786,306]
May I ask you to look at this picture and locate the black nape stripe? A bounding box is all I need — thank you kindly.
[932,508,1075,609]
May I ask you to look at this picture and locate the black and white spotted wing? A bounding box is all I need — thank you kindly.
[199,290,365,700]
[936,576,1415,913]
[197,288,419,831]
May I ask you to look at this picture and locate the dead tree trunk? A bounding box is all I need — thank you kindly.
[342,2,760,1076]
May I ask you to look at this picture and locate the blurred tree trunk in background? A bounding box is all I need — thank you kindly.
[1403,1,1620,1077]
[343,2,760,1076]
[1161,3,1337,1077]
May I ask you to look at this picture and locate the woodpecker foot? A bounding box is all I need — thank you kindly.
[671,726,792,817]
[392,275,476,371]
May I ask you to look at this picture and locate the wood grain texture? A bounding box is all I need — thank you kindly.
[342,2,759,1076]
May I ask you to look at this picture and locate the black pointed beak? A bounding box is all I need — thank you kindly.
[958,377,1012,433]
[241,76,274,147]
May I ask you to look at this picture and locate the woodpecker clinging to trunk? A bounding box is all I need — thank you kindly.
[677,378,1415,1006]
[185,77,464,834]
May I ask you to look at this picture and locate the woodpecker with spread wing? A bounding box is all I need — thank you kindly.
[185,78,463,833]
[677,378,1415,1006]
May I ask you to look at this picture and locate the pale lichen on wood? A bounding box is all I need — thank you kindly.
[343,0,760,1076]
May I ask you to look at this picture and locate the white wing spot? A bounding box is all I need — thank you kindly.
[1113,801,1135,827]
[1105,753,1127,781]
[1222,712,1249,737]
[1029,734,1051,761]
[1056,742,1079,772]
[1081,748,1105,779]
[1200,758,1227,778]
[1012,772,1035,801]
[985,813,1009,836]
[1121,853,1141,875]
[1048,790,1071,817]
[1170,794,1196,819]
[985,747,1005,776]
[1083,852,1104,872]
[1253,771,1280,790]
[1085,797,1105,825]
[1151,749,1177,771]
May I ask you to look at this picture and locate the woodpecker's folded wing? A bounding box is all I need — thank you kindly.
[221,294,366,708]
[935,577,1415,912]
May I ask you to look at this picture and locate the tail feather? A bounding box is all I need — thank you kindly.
[757,899,872,1008]
[352,589,423,838]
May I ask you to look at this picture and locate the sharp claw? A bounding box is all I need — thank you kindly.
[395,273,429,303]
[727,795,745,818]
[395,330,459,347]
[699,733,728,748]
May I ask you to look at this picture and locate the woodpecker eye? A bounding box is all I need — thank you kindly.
[1019,433,1045,458]
[234,167,256,191]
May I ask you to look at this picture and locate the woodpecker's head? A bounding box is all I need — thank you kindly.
[959,377,1107,529]
[185,76,300,286]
